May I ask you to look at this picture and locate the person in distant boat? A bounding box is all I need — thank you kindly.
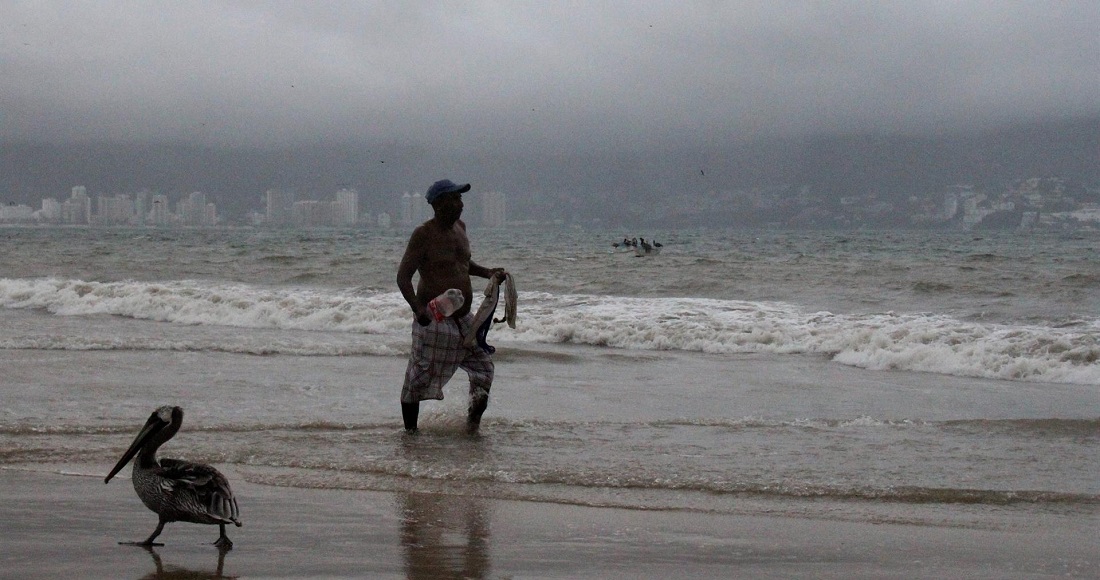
[396,179,507,434]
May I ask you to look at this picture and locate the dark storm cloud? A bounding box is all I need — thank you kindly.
[3,1,1098,152]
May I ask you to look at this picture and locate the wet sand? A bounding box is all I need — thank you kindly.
[1,468,1096,579]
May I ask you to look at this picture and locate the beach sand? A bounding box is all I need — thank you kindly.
[1,468,1095,579]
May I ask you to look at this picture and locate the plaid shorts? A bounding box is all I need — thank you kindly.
[401,313,494,404]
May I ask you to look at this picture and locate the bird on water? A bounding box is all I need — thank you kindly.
[104,405,241,548]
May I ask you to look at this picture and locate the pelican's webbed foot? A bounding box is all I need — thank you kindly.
[213,523,234,549]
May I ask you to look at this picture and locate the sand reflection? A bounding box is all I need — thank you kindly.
[399,491,490,580]
[136,545,235,580]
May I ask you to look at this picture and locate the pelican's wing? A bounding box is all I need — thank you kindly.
[159,458,241,525]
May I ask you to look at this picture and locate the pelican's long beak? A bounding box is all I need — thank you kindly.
[104,412,167,483]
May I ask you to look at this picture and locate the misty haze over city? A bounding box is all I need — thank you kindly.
[2,2,1098,228]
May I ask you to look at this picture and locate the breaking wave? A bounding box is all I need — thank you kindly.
[2,277,1098,384]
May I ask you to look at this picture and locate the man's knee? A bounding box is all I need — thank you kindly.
[466,373,493,394]
[469,384,489,410]
[467,388,489,431]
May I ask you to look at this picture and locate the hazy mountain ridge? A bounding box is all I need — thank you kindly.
[2,117,1096,226]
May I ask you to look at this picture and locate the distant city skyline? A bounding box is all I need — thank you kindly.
[4,175,1099,232]
[1,186,510,229]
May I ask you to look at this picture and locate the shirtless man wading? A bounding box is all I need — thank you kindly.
[396,179,506,434]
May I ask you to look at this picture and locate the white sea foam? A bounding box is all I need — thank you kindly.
[0,277,409,333]
[0,333,400,356]
[1,277,1098,384]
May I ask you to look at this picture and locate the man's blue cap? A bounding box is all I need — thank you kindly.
[425,179,471,204]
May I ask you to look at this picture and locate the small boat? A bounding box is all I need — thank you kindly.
[611,237,636,252]
[634,238,661,256]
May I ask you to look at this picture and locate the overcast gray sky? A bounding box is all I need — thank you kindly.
[3,1,1098,155]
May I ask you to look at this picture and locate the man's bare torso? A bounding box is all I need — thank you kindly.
[401,219,475,318]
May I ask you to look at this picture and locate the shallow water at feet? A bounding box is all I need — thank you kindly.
[0,227,1097,520]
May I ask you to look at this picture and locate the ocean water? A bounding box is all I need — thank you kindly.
[0,226,1097,522]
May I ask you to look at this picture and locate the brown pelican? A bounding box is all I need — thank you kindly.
[104,405,241,548]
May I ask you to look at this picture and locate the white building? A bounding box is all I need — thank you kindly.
[265,189,296,226]
[1068,206,1100,223]
[941,193,959,221]
[0,203,35,222]
[334,188,359,226]
[63,186,91,224]
[294,200,332,227]
[96,194,134,226]
[150,194,170,225]
[400,192,413,226]
[132,190,150,226]
[399,191,429,225]
[176,191,214,227]
[480,191,507,227]
[411,192,427,223]
[40,198,62,223]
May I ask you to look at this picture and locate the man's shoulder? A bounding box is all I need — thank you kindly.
[409,220,436,238]
[417,219,468,237]
[409,220,454,246]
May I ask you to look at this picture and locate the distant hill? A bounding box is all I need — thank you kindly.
[792,117,1100,208]
[2,116,1096,225]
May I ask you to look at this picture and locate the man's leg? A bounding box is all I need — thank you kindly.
[466,388,489,433]
[401,402,419,433]
[462,351,494,433]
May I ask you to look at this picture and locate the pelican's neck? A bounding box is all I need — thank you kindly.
[135,419,179,469]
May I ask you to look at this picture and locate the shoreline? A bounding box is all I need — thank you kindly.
[2,467,1096,578]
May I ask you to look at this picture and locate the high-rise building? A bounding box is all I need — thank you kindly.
[96,194,134,226]
[266,189,296,226]
[150,194,170,226]
[293,200,332,227]
[40,198,62,223]
[63,186,91,224]
[411,192,427,223]
[400,191,431,225]
[480,191,507,227]
[334,188,359,226]
[133,190,151,226]
[400,192,413,226]
[175,191,211,226]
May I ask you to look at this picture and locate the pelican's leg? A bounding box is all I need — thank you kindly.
[121,519,166,546]
[213,523,234,549]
